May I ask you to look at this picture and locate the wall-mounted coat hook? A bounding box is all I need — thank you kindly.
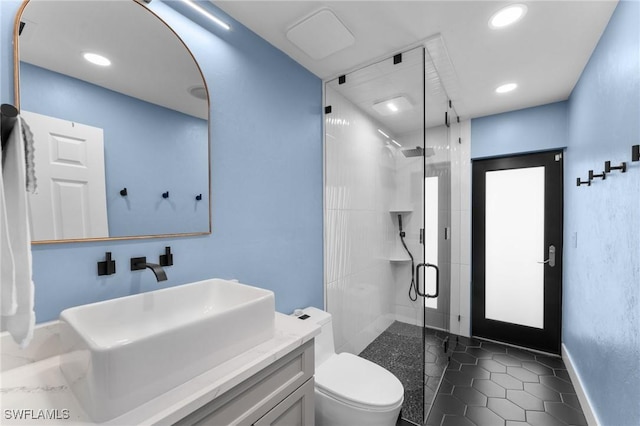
[576,177,591,187]
[162,191,169,199]
[604,161,626,173]
[120,188,128,196]
[159,246,173,267]
[196,194,202,201]
[97,252,116,276]
[633,145,639,162]
[588,170,606,181]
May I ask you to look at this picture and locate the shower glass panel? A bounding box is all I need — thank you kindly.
[324,46,454,425]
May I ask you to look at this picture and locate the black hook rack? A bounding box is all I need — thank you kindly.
[604,161,626,174]
[588,170,606,182]
[159,246,173,267]
[633,145,639,162]
[196,194,202,201]
[120,188,128,196]
[97,252,116,276]
[576,177,591,187]
[162,191,169,199]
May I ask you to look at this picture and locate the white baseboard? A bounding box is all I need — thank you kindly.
[562,343,600,426]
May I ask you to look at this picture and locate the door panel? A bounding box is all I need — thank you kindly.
[22,110,108,240]
[472,151,563,354]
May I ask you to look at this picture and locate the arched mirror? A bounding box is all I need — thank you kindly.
[14,0,210,244]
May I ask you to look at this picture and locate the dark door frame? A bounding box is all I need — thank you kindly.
[471,150,564,354]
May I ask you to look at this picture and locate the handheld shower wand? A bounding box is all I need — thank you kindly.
[398,214,418,301]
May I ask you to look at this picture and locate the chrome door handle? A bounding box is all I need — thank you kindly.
[538,245,556,267]
[416,263,439,298]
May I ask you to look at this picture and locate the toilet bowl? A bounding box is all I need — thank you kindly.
[298,307,404,426]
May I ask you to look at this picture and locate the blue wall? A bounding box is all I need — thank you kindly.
[1,1,324,321]
[564,1,640,424]
[471,2,639,424]
[20,62,209,237]
[470,101,567,159]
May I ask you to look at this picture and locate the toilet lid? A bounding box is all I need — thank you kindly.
[315,353,404,410]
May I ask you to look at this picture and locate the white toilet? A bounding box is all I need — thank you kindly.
[298,307,404,426]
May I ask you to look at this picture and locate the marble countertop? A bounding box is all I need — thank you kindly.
[0,313,319,425]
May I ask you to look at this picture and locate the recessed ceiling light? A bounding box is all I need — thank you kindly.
[83,52,111,67]
[496,83,518,94]
[372,96,413,116]
[489,4,528,29]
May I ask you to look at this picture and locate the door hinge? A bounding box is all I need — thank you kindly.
[419,228,424,245]
[555,153,562,161]
[458,315,461,322]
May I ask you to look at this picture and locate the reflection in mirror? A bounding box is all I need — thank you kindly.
[16,0,210,243]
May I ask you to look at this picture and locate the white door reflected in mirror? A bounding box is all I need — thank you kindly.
[23,110,108,241]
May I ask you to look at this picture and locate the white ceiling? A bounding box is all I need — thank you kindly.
[212,0,618,121]
[18,1,207,119]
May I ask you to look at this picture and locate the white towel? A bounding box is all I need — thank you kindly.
[0,118,35,348]
[1,152,17,315]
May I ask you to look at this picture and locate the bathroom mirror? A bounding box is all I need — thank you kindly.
[14,0,211,243]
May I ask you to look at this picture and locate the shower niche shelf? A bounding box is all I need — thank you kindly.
[388,255,411,263]
[389,207,413,214]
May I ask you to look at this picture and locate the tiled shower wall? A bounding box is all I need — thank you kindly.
[450,120,471,337]
[325,86,397,355]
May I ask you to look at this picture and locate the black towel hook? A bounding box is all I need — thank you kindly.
[162,191,169,199]
[196,194,202,201]
[576,177,591,187]
[120,188,128,196]
[604,161,626,174]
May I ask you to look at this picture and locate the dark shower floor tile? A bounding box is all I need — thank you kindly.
[359,322,453,425]
[427,338,588,426]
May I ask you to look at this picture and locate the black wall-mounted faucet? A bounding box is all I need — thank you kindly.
[131,257,167,282]
[98,252,116,276]
[159,246,173,267]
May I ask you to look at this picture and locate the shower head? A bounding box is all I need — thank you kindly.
[401,147,435,158]
[401,147,423,157]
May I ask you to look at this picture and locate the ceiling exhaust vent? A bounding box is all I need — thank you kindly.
[286,9,354,60]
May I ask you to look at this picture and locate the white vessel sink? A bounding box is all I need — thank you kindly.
[58,278,275,422]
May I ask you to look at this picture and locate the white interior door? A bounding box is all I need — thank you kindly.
[22,110,108,241]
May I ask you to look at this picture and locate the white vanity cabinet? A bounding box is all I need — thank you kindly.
[175,340,315,426]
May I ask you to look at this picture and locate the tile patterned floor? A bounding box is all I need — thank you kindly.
[426,336,588,426]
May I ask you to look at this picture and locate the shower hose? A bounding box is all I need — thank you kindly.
[398,214,419,301]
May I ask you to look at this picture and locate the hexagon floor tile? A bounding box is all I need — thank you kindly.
[426,336,587,426]
[362,323,587,426]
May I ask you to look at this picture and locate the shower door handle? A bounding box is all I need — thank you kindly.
[416,263,439,298]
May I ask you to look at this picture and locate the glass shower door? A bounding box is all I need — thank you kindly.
[420,55,455,424]
[324,45,455,425]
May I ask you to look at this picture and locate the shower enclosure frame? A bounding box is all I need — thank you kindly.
[322,44,455,425]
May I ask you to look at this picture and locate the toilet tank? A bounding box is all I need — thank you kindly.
[300,307,336,367]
